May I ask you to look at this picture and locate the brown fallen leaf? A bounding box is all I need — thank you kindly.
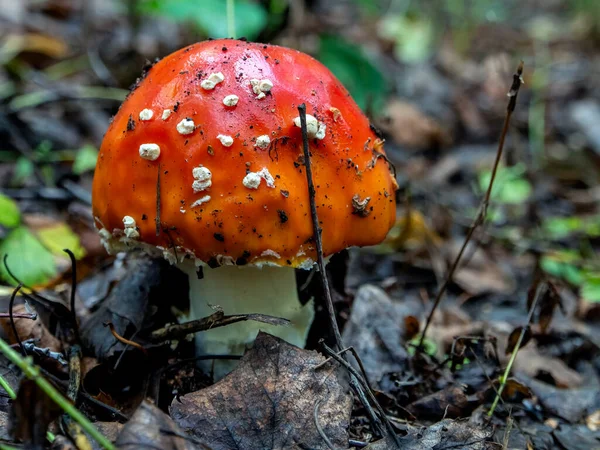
[506,326,532,355]
[382,100,452,150]
[406,385,474,420]
[443,242,515,295]
[0,304,63,354]
[366,418,493,449]
[342,285,411,386]
[170,332,352,450]
[116,401,195,450]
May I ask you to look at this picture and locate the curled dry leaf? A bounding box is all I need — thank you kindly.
[366,419,493,449]
[116,400,196,450]
[505,325,532,355]
[406,385,474,420]
[170,333,352,450]
[1,304,63,354]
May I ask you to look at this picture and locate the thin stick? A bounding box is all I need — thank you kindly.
[488,281,545,417]
[104,322,147,354]
[419,62,524,349]
[314,400,335,450]
[155,163,161,236]
[150,311,289,343]
[298,104,399,446]
[63,249,81,344]
[8,284,25,356]
[297,104,344,351]
[0,312,37,320]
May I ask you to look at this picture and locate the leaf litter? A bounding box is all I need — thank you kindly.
[1,1,600,449]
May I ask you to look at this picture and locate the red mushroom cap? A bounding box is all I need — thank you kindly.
[92,39,397,268]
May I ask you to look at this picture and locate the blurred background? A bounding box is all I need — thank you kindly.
[0,0,599,322]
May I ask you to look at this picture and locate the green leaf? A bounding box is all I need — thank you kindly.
[0,226,57,286]
[139,0,268,40]
[540,253,583,286]
[318,35,388,113]
[0,194,20,228]
[581,273,600,303]
[478,163,532,205]
[379,13,434,63]
[12,157,34,186]
[543,216,583,239]
[36,223,86,260]
[72,144,98,175]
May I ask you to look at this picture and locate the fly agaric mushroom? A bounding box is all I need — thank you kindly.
[92,39,397,376]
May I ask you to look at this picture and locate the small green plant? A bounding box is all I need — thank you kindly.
[317,35,388,113]
[138,0,268,40]
[0,193,85,286]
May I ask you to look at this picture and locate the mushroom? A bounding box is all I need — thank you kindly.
[91,39,398,377]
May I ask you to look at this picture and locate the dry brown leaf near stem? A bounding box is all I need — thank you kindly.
[0,304,63,353]
[116,401,194,450]
[170,333,352,450]
[443,241,515,295]
[382,100,452,150]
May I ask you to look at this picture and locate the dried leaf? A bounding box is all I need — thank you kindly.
[506,326,532,355]
[10,379,62,448]
[406,385,473,420]
[382,100,451,150]
[342,285,410,386]
[367,419,493,449]
[170,333,352,450]
[116,401,196,450]
[80,256,187,359]
[403,315,420,341]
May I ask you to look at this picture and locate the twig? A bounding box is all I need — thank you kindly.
[8,284,26,356]
[297,104,344,351]
[156,163,161,236]
[63,249,81,344]
[320,341,400,443]
[419,62,524,349]
[0,337,114,448]
[149,311,289,343]
[314,400,335,450]
[298,104,399,446]
[0,312,37,320]
[104,322,148,354]
[21,341,68,366]
[488,281,545,417]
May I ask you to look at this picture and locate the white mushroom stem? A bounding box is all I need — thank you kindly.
[179,263,314,379]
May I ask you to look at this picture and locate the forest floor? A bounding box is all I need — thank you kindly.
[0,1,599,449]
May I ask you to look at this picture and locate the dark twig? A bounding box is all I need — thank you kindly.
[63,249,81,344]
[0,312,37,320]
[156,163,161,236]
[20,341,68,365]
[419,62,524,349]
[9,283,26,356]
[297,104,343,351]
[320,341,401,440]
[104,322,148,354]
[314,400,335,450]
[298,104,399,446]
[150,311,289,343]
